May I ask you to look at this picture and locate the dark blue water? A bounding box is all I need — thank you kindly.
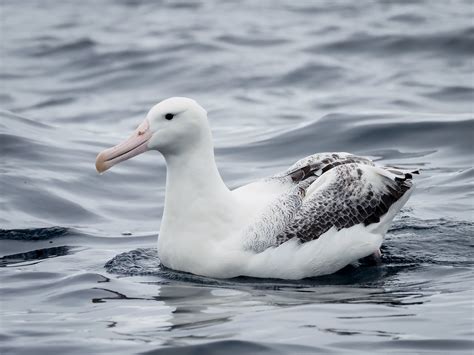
[1,0,473,354]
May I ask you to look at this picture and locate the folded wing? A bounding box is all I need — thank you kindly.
[276,163,414,245]
[241,153,416,253]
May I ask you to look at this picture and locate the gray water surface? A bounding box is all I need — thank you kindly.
[1,1,473,354]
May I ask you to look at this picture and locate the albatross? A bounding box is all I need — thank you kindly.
[96,97,416,279]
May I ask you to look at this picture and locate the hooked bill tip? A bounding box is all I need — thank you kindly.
[95,151,109,173]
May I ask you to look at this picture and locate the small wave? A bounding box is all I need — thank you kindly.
[159,41,223,53]
[388,13,427,24]
[0,245,73,267]
[105,248,160,276]
[424,85,474,102]
[387,217,474,266]
[232,113,474,163]
[308,28,474,56]
[273,62,343,88]
[139,340,319,355]
[0,109,52,129]
[0,227,70,241]
[0,133,47,160]
[2,174,101,224]
[28,97,76,109]
[217,35,289,47]
[30,38,96,57]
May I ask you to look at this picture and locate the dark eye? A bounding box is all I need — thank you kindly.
[165,113,174,120]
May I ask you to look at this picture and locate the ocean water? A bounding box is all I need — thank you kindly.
[1,0,473,354]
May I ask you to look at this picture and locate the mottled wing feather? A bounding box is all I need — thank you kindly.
[277,152,375,182]
[276,163,413,245]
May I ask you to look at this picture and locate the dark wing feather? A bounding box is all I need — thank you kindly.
[276,163,414,245]
[279,152,375,182]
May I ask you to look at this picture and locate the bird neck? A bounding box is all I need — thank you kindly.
[160,136,235,241]
[164,142,230,200]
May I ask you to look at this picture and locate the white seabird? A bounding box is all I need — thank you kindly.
[96,97,416,279]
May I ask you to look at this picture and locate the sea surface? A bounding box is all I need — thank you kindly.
[1,0,473,354]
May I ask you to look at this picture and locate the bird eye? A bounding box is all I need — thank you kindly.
[165,113,174,120]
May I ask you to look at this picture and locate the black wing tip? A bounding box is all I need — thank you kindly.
[361,170,414,227]
[387,167,421,183]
